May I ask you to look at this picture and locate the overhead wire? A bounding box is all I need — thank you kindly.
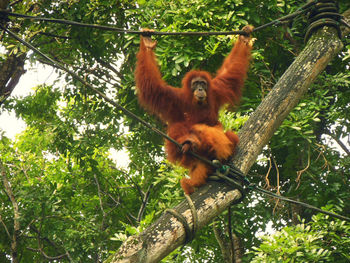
[1,0,317,36]
[1,0,349,222]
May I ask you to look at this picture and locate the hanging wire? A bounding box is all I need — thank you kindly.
[253,185,350,222]
[0,11,244,36]
[0,24,219,170]
[1,1,349,222]
[0,25,178,145]
[2,26,349,222]
[0,0,317,36]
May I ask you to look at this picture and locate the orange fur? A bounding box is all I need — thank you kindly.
[180,160,210,194]
[135,34,252,194]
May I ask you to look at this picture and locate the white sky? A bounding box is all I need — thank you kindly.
[0,55,348,240]
[0,62,130,168]
[0,63,57,139]
[0,60,348,166]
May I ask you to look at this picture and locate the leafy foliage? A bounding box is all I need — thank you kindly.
[0,0,349,262]
[251,211,350,262]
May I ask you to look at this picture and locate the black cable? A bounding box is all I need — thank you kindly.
[0,1,315,36]
[0,24,220,171]
[210,166,350,222]
[0,25,183,148]
[305,0,343,42]
[165,194,198,244]
[253,185,350,222]
[0,11,246,36]
[2,4,349,223]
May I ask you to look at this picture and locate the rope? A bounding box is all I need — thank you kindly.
[1,3,349,223]
[165,194,198,244]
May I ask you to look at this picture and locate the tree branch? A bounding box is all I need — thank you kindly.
[213,222,232,263]
[28,225,73,261]
[0,159,20,263]
[232,28,344,173]
[112,10,349,263]
[26,247,69,261]
[324,130,350,156]
[0,52,26,105]
[137,184,153,223]
[0,0,9,9]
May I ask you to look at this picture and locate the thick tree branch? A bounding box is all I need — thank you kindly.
[232,19,346,173]
[213,223,232,263]
[1,159,20,263]
[0,52,26,105]
[0,0,9,9]
[324,130,350,156]
[112,10,349,263]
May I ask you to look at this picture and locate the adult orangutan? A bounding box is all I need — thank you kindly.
[135,26,253,194]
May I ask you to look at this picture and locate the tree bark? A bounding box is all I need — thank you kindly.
[111,10,349,263]
[0,160,20,263]
[0,52,26,105]
[213,224,232,263]
[0,0,9,9]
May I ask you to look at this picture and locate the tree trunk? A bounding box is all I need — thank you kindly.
[0,52,26,105]
[111,10,349,263]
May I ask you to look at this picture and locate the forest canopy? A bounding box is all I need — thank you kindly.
[0,0,349,262]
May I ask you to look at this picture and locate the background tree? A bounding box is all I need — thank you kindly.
[0,0,349,262]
